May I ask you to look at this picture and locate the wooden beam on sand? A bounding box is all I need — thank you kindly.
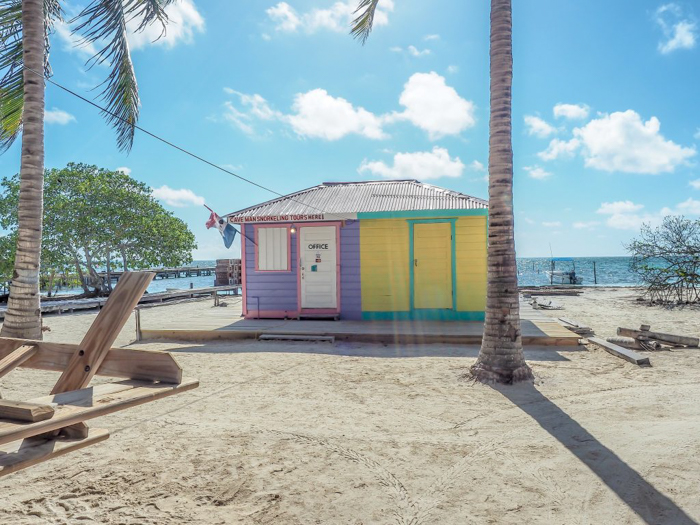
[617,327,699,348]
[0,344,37,379]
[0,338,183,384]
[0,428,109,477]
[589,337,651,366]
[0,400,55,423]
[52,272,155,394]
[0,378,198,446]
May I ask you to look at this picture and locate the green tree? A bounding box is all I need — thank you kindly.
[353,0,532,383]
[0,0,180,339]
[0,163,197,295]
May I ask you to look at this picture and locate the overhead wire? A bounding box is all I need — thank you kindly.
[24,67,356,224]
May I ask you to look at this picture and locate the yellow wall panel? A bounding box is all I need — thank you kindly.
[455,216,487,311]
[360,219,410,312]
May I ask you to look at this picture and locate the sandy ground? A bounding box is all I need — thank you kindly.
[1,289,699,525]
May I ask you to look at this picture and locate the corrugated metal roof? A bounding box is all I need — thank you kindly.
[225,180,488,221]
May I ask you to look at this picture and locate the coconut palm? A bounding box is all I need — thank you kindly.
[353,0,533,384]
[0,0,178,339]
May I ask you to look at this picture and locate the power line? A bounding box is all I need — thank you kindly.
[25,67,354,222]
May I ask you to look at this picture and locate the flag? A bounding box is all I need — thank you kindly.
[205,208,237,249]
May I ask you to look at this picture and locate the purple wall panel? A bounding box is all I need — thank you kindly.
[340,221,362,320]
[243,221,362,319]
[244,227,298,315]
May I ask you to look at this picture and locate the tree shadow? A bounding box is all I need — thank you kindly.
[492,383,697,525]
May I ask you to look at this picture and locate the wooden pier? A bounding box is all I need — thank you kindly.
[96,266,216,283]
[0,285,239,320]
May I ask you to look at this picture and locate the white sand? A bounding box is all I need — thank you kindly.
[1,289,699,524]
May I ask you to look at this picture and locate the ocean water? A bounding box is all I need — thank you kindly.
[517,257,639,287]
[41,257,639,297]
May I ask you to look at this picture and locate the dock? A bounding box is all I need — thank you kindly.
[95,266,216,283]
[0,285,239,320]
[138,297,581,347]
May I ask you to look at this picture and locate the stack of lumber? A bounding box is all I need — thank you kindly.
[615,325,699,351]
[215,259,242,287]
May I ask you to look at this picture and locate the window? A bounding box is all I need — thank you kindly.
[257,227,289,271]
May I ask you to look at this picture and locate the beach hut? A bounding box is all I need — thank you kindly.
[224,180,488,321]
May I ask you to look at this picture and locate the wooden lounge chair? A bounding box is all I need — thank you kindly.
[0,272,199,477]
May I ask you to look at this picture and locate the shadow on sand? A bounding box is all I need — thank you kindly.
[492,383,697,525]
[144,340,573,361]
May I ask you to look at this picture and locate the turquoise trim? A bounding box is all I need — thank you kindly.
[358,208,488,220]
[407,219,457,313]
[362,310,485,321]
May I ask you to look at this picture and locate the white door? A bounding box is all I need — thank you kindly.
[300,226,337,309]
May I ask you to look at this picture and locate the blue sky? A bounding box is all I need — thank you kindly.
[1,0,698,259]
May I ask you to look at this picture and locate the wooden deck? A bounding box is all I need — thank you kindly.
[139,297,581,347]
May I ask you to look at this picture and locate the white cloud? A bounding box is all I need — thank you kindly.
[573,221,600,229]
[358,147,464,180]
[116,167,131,175]
[469,160,486,172]
[573,110,696,174]
[407,45,431,57]
[390,72,476,140]
[553,103,590,120]
[597,201,654,230]
[695,128,700,140]
[390,46,403,52]
[524,217,535,225]
[690,179,700,189]
[424,34,440,41]
[677,198,700,215]
[223,72,474,141]
[524,115,557,138]
[538,138,580,161]
[542,221,561,227]
[44,108,76,125]
[524,165,553,180]
[446,65,459,74]
[287,89,386,140]
[656,3,697,54]
[127,0,205,50]
[597,201,645,215]
[267,0,394,34]
[152,185,205,207]
[266,2,301,31]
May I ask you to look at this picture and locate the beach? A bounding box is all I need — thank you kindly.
[1,287,699,524]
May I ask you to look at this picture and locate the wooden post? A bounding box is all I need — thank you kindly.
[593,261,597,284]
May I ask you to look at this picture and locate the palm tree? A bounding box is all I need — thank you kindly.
[0,0,178,340]
[353,0,533,384]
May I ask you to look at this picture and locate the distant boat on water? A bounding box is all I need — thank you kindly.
[546,257,583,285]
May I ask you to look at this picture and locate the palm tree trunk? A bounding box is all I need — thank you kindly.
[471,0,533,384]
[0,0,46,340]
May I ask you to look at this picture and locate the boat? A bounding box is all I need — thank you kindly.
[546,257,583,285]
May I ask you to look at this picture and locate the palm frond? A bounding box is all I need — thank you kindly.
[0,0,24,152]
[0,0,61,152]
[72,0,177,152]
[351,0,380,44]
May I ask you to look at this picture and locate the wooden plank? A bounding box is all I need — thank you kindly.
[0,338,183,384]
[259,334,335,343]
[51,272,155,395]
[617,327,699,348]
[0,378,198,446]
[0,400,55,423]
[0,428,109,477]
[0,344,37,379]
[589,337,651,366]
[558,318,591,331]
